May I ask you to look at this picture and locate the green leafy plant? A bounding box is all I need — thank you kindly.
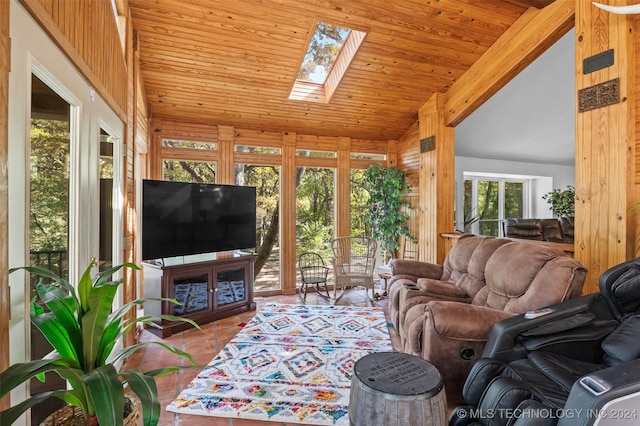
[363,164,416,262]
[542,185,575,217]
[0,259,199,426]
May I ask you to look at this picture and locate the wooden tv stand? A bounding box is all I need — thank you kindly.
[142,252,256,338]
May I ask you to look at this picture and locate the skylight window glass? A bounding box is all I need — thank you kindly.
[297,23,351,84]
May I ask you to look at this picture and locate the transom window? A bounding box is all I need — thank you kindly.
[296,149,336,158]
[162,139,217,150]
[234,144,281,155]
[350,152,386,161]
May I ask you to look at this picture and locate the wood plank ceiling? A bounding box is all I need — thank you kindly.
[129,0,551,141]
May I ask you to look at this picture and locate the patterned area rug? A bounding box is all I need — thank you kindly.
[166,303,393,424]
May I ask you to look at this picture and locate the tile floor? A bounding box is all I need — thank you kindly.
[124,286,401,426]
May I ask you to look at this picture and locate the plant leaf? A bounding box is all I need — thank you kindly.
[77,259,97,313]
[9,265,76,296]
[36,283,83,363]
[120,314,200,339]
[93,262,139,288]
[95,315,122,366]
[84,364,124,425]
[120,370,160,426]
[109,340,197,367]
[0,357,83,399]
[0,390,78,426]
[31,312,80,364]
[81,282,119,372]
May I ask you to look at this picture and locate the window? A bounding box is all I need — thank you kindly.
[350,169,370,237]
[350,152,386,161]
[297,23,351,84]
[464,175,529,236]
[235,164,281,292]
[162,160,216,183]
[235,145,281,155]
[29,74,71,293]
[289,21,366,103]
[296,149,336,158]
[162,139,217,150]
[296,167,335,261]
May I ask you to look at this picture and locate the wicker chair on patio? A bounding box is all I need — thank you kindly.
[298,252,331,301]
[331,236,377,300]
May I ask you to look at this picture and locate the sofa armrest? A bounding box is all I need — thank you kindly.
[390,259,443,279]
[415,279,470,299]
[427,301,515,340]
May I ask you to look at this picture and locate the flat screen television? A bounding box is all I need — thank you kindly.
[142,179,257,260]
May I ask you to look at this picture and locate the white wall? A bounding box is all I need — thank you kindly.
[455,156,575,228]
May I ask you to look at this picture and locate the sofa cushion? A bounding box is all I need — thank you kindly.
[541,218,563,242]
[503,218,544,240]
[559,216,574,243]
[475,243,569,311]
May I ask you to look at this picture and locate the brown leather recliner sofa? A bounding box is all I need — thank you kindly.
[503,217,574,243]
[387,235,587,403]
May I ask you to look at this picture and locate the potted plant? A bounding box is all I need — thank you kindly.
[542,185,575,217]
[0,259,199,426]
[363,164,416,262]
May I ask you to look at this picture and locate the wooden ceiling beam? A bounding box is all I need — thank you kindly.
[444,1,574,127]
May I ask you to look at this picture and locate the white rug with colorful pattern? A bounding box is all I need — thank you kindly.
[166,303,393,424]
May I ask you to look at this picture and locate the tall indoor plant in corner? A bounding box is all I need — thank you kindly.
[0,259,199,426]
[363,164,416,262]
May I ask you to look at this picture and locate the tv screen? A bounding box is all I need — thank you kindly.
[142,180,257,260]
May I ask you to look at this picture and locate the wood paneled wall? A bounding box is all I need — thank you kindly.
[397,121,420,192]
[20,0,128,120]
[123,9,140,348]
[0,0,10,411]
[574,0,637,294]
[418,94,455,263]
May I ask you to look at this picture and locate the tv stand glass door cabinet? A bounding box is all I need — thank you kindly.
[143,253,257,337]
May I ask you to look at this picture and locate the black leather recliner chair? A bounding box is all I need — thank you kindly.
[450,257,640,426]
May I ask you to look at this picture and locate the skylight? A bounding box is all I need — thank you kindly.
[290,22,366,103]
[297,23,351,84]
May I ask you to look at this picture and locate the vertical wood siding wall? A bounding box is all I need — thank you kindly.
[0,0,10,411]
[23,0,127,118]
[574,1,636,294]
[17,0,146,346]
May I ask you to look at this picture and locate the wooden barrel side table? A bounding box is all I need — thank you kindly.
[349,351,447,426]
